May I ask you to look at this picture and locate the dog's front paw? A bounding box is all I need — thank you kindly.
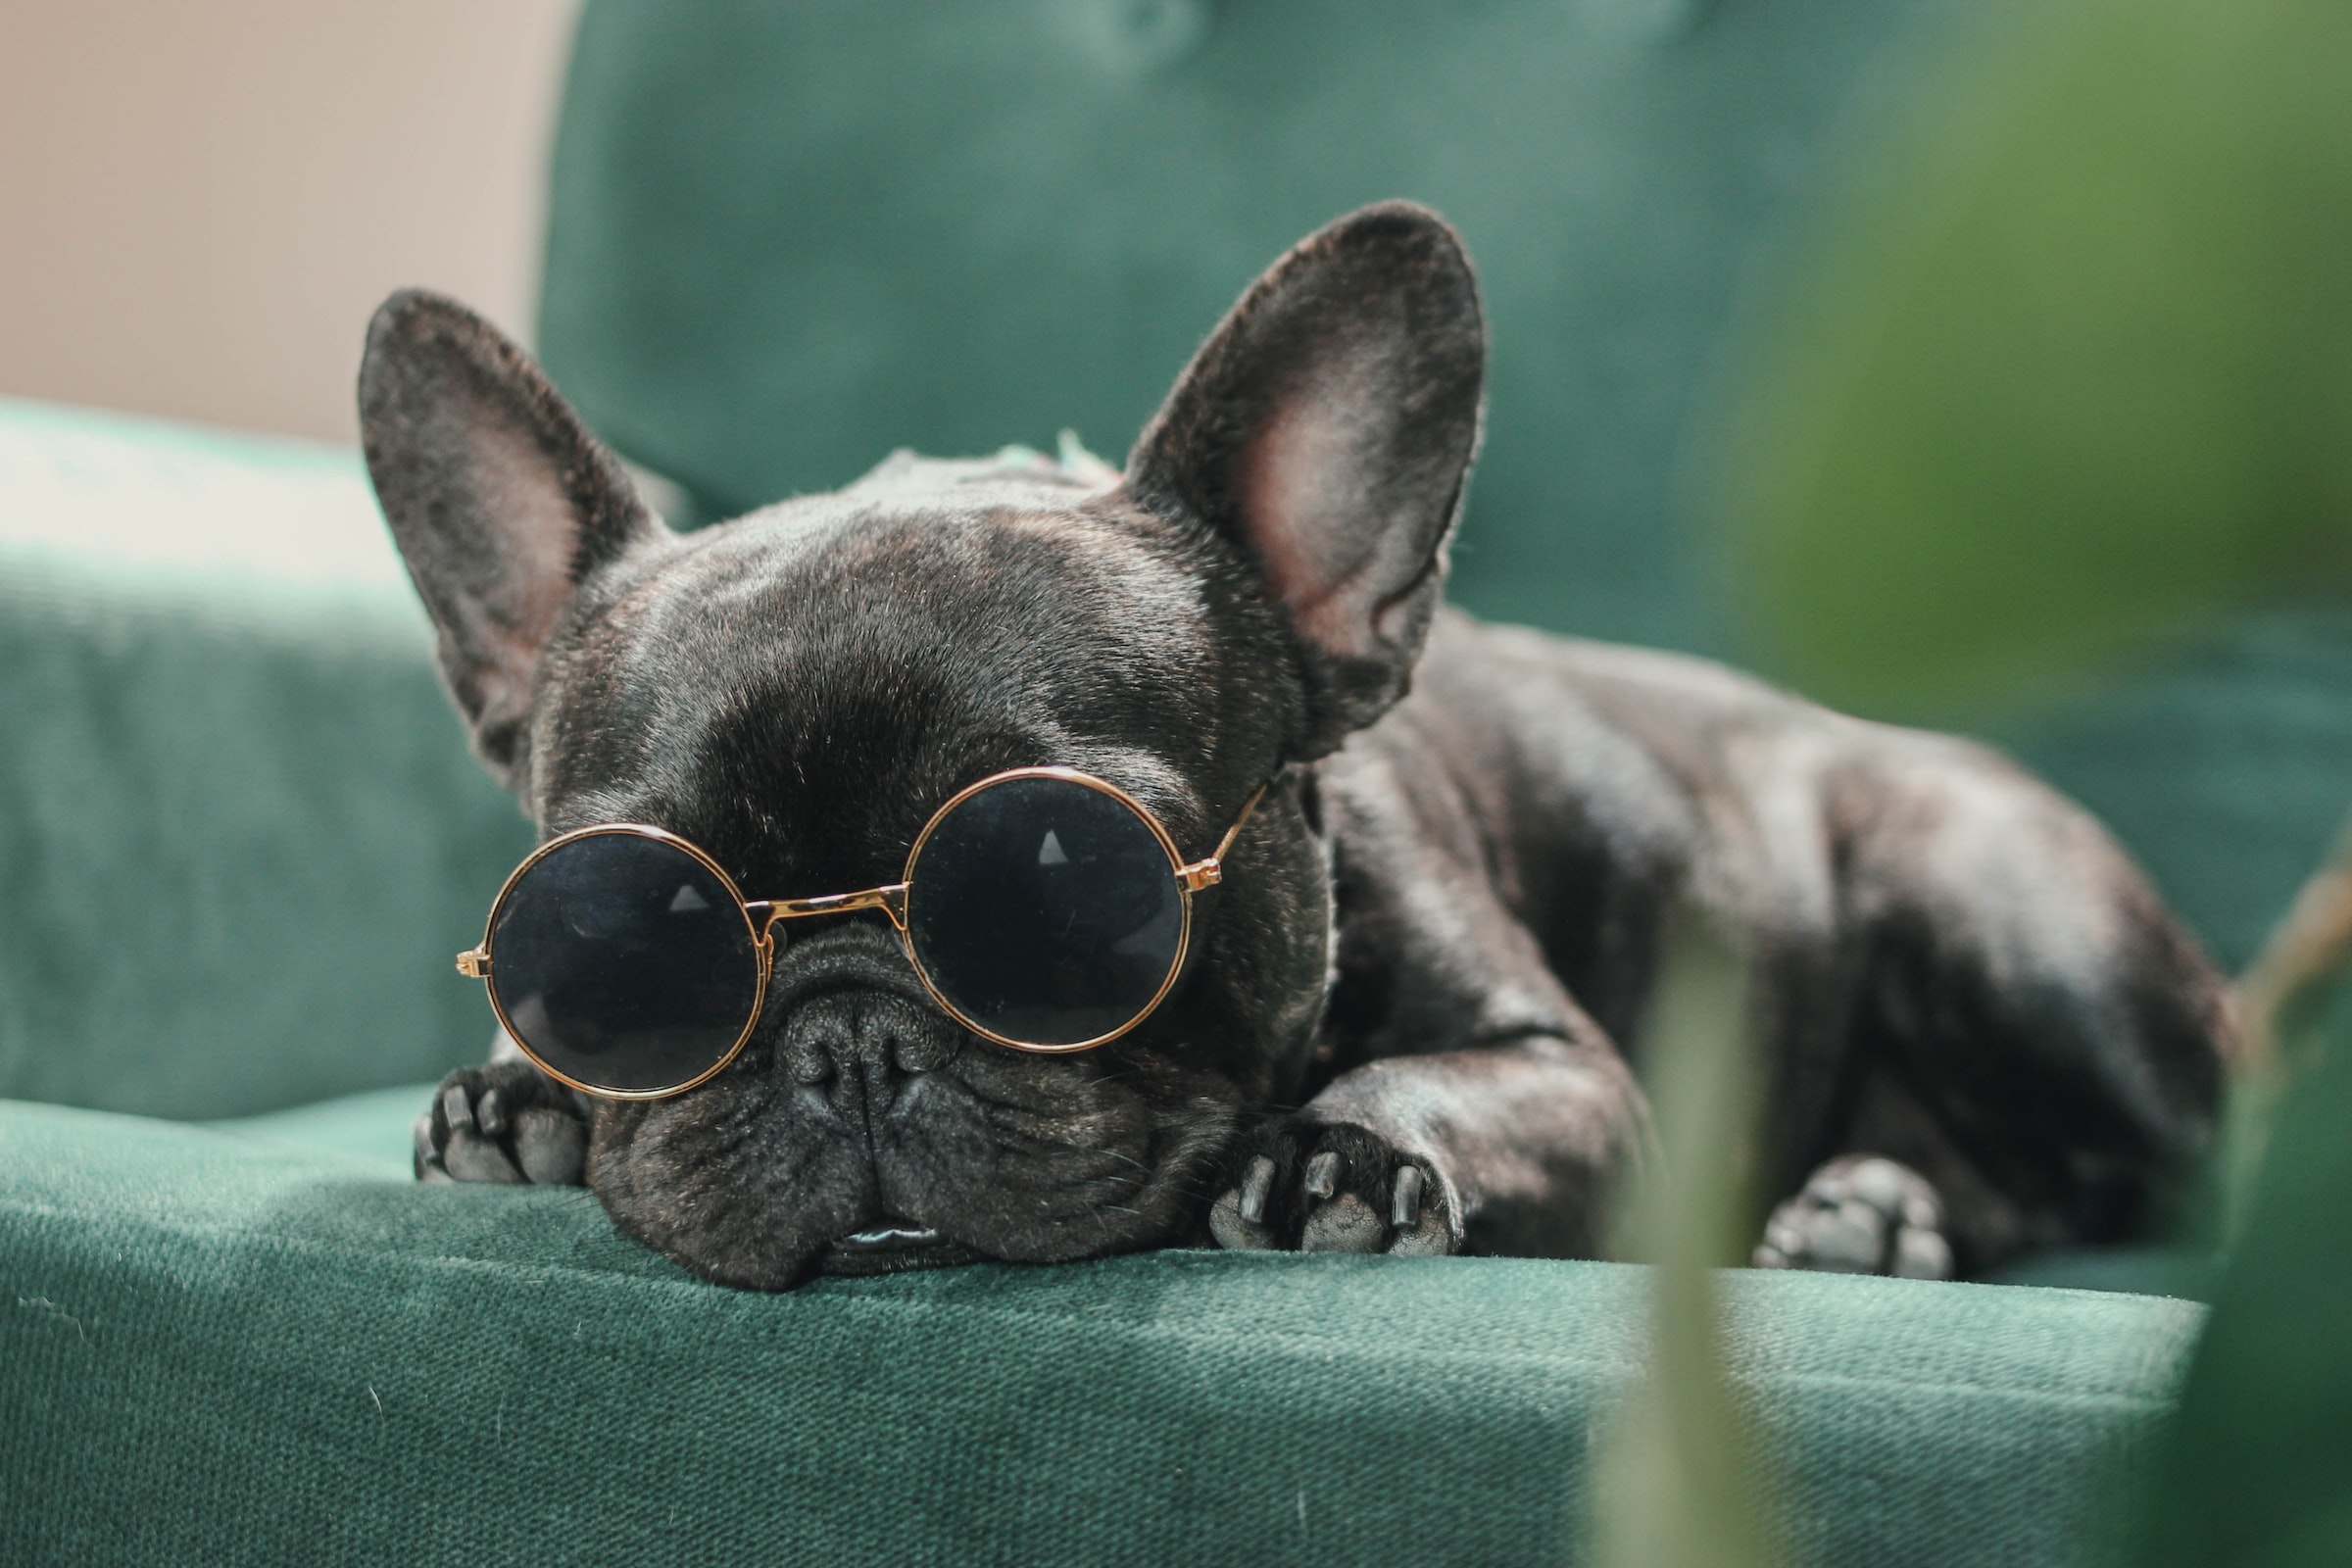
[414,1062,587,1186]
[1207,1121,1459,1256]
[1754,1154,1952,1279]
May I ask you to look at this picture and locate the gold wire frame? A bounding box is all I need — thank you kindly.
[457,766,1267,1098]
[460,824,770,1101]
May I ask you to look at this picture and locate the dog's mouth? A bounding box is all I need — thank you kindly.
[818,1214,986,1276]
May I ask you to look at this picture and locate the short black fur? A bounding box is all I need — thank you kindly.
[369,204,2230,1289]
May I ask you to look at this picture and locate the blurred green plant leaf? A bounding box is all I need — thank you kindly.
[1719,0,2352,718]
[2130,997,2352,1568]
[1591,917,1775,1568]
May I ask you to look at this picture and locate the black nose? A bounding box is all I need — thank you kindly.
[766,923,960,1110]
[778,989,965,1122]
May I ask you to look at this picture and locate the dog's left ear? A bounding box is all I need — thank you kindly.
[1126,202,1486,758]
[359,290,661,788]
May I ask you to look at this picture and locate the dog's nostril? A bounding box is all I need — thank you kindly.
[863,993,957,1077]
[780,994,874,1086]
[886,1008,957,1075]
[778,1008,836,1084]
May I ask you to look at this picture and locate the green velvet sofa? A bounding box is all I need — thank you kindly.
[8,3,2340,1561]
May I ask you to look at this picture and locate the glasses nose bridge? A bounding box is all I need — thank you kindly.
[747,883,911,946]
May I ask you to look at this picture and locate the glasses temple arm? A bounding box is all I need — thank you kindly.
[1178,778,1274,892]
[1214,780,1272,862]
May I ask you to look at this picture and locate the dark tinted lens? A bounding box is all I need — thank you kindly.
[487,832,762,1094]
[906,775,1186,1048]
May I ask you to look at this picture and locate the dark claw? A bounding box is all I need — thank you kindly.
[475,1087,508,1139]
[1239,1155,1276,1224]
[440,1082,474,1134]
[1303,1151,1340,1200]
[412,1113,437,1171]
[1392,1164,1424,1228]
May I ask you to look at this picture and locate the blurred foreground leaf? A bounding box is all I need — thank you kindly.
[2130,1002,2352,1567]
[1721,0,2352,718]
[1591,918,1774,1568]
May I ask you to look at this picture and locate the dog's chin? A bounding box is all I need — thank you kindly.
[662,1196,1182,1287]
[634,1220,988,1291]
[817,1219,989,1276]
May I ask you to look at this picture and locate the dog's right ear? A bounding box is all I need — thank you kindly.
[1125,203,1485,760]
[359,291,660,787]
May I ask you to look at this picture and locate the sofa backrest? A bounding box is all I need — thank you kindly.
[539,0,1955,655]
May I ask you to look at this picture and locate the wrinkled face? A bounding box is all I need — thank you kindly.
[361,201,1485,1287]
[528,465,1319,1286]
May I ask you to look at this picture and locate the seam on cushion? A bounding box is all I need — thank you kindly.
[1725,1368,2181,1414]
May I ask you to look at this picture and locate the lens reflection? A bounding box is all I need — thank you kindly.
[907,775,1186,1047]
[488,832,761,1094]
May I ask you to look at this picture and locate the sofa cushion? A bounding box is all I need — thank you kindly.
[3,1088,2199,1566]
[0,399,529,1119]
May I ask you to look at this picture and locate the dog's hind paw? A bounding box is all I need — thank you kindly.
[1206,1120,1458,1256]
[415,1062,587,1187]
[1754,1154,1952,1279]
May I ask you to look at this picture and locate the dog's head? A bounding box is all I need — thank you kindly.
[362,202,1484,1287]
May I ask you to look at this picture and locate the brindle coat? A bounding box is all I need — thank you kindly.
[367,203,2228,1289]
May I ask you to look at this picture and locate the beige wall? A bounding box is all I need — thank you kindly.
[0,1,579,446]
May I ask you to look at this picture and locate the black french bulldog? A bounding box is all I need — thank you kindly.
[366,202,2230,1290]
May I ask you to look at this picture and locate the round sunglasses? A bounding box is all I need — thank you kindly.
[455,767,1267,1099]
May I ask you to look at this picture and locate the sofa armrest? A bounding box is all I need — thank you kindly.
[0,398,527,1118]
[2,1091,2201,1566]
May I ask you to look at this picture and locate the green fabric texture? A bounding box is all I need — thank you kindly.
[0,399,531,1118]
[538,0,2352,973]
[3,1089,2199,1567]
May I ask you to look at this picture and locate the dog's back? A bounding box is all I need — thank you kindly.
[1317,608,2230,1270]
